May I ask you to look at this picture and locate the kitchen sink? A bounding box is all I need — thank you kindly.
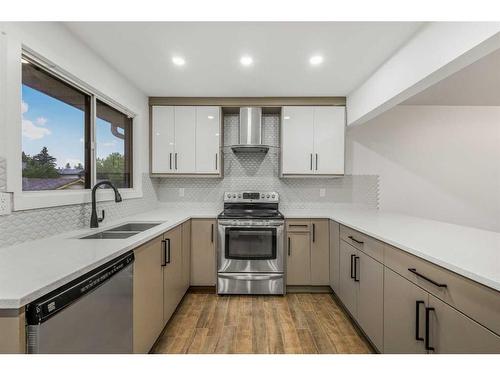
[107,222,162,232]
[80,231,139,240]
[79,222,163,239]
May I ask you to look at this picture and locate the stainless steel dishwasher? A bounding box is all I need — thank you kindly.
[25,251,134,354]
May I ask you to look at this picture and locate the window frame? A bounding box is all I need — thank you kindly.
[4,48,141,211]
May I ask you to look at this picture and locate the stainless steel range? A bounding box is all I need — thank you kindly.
[217,191,285,295]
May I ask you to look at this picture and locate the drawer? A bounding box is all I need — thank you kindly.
[385,244,500,336]
[217,273,284,295]
[286,219,311,232]
[340,225,384,262]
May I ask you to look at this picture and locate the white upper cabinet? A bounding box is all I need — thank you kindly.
[151,106,175,173]
[313,106,345,174]
[195,107,221,174]
[281,106,345,176]
[281,107,314,174]
[151,105,221,176]
[174,106,196,174]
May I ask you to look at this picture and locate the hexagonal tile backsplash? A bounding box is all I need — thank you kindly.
[0,173,158,248]
[156,115,379,211]
[0,114,379,249]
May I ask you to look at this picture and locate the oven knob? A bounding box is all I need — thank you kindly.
[261,194,265,198]
[238,194,241,198]
[271,194,275,199]
[266,194,270,198]
[232,194,236,198]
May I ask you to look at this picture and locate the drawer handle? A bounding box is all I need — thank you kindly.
[408,268,447,288]
[289,224,308,227]
[348,235,364,245]
[425,307,435,352]
[415,300,425,342]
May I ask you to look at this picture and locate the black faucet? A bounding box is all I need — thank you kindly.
[90,180,122,228]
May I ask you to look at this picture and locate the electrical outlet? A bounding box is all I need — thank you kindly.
[179,188,185,197]
[0,192,12,215]
[319,188,326,198]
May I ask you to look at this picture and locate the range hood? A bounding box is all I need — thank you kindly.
[231,107,269,153]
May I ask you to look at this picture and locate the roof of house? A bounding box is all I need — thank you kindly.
[22,176,85,191]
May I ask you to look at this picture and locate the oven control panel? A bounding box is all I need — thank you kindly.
[223,191,279,203]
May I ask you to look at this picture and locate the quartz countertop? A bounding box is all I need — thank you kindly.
[0,206,498,309]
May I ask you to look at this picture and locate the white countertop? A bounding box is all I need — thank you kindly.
[0,206,499,309]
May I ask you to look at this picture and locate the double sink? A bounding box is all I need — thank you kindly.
[80,222,162,239]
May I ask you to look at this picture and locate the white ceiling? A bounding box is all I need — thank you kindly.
[65,22,423,97]
[404,47,500,106]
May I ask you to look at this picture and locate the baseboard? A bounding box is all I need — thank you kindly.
[188,285,216,294]
[286,285,333,293]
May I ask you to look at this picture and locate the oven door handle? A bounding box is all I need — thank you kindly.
[218,224,284,228]
[218,274,283,281]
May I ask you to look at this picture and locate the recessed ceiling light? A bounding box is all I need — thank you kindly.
[284,116,291,120]
[309,55,324,66]
[172,56,186,66]
[240,55,253,67]
[207,115,214,120]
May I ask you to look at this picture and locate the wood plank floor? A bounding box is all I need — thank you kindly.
[151,293,373,354]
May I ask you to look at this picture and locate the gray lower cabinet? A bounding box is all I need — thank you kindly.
[357,250,384,351]
[338,241,358,316]
[287,231,312,285]
[133,236,164,354]
[329,221,340,292]
[163,225,184,325]
[428,295,500,353]
[384,268,428,354]
[338,241,383,351]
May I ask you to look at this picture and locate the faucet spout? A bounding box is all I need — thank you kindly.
[90,180,122,228]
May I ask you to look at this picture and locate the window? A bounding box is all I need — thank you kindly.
[96,100,133,188]
[21,59,91,191]
[20,55,133,192]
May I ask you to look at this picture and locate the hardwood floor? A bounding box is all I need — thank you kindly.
[151,293,373,354]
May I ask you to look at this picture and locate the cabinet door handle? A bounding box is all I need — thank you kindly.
[215,153,218,170]
[415,300,425,341]
[350,254,355,279]
[312,223,315,242]
[175,153,178,170]
[348,235,364,245]
[211,223,214,243]
[288,237,291,256]
[166,238,171,264]
[315,153,318,170]
[161,239,166,266]
[169,153,172,170]
[425,307,435,351]
[408,268,447,288]
[310,154,313,170]
[354,256,360,282]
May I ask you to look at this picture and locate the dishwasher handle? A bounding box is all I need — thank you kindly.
[26,251,134,325]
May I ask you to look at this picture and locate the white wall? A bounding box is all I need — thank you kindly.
[0,22,150,208]
[346,105,500,232]
[347,22,500,126]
